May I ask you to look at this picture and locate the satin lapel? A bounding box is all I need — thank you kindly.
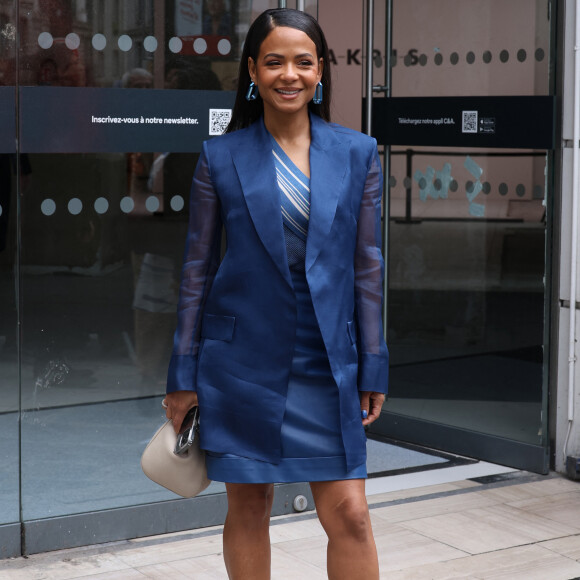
[306,115,350,272]
[230,120,292,287]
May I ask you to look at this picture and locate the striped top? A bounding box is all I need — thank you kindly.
[271,137,311,241]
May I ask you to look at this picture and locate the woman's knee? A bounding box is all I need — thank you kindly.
[317,493,372,544]
[337,498,372,543]
[226,483,274,526]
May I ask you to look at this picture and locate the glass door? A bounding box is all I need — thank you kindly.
[0,0,20,557]
[5,0,317,558]
[367,0,554,473]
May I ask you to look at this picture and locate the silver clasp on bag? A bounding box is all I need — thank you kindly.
[174,406,200,456]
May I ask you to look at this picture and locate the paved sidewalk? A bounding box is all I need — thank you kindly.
[1,472,580,579]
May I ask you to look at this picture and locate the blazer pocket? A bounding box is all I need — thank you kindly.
[201,314,236,342]
[347,320,357,345]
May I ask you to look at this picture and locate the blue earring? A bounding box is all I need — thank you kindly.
[246,81,258,101]
[312,81,323,105]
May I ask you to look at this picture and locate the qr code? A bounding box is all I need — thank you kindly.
[209,108,232,135]
[462,110,478,134]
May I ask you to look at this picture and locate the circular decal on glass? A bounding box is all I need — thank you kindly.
[92,34,107,51]
[170,195,185,212]
[41,199,56,216]
[144,36,158,52]
[217,38,232,55]
[65,33,81,50]
[38,32,54,50]
[94,197,109,215]
[120,196,135,214]
[169,37,183,54]
[118,35,133,52]
[68,198,83,215]
[145,196,160,213]
[193,37,208,55]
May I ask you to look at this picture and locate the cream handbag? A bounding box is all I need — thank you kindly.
[141,408,211,498]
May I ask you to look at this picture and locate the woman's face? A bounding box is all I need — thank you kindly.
[248,26,323,118]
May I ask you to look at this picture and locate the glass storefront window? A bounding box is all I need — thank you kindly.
[0,1,19,527]
[16,0,281,521]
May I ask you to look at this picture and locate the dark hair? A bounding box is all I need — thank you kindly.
[226,8,331,133]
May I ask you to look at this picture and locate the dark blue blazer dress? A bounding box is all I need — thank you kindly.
[167,113,389,473]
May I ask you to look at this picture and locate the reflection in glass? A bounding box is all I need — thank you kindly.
[0,0,19,526]
[391,0,550,97]
[384,0,550,447]
[19,0,250,91]
[387,145,546,443]
[0,153,19,525]
[16,0,283,520]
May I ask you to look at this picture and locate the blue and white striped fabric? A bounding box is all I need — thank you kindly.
[271,137,310,241]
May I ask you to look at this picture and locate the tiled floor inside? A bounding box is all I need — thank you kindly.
[2,466,580,579]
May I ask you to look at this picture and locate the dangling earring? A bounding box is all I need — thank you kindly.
[246,81,259,101]
[312,81,323,105]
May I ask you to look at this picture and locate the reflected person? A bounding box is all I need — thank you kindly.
[203,0,232,36]
[122,68,171,386]
[129,62,221,386]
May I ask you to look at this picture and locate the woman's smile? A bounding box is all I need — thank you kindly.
[249,26,323,117]
[275,87,302,97]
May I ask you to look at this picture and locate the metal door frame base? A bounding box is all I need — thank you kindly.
[372,413,550,475]
[1,482,313,558]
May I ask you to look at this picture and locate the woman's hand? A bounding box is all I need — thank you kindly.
[360,391,385,426]
[163,391,199,434]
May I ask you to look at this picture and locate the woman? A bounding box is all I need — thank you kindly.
[164,8,388,579]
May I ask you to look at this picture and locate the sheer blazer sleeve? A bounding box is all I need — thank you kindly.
[166,142,222,393]
[354,144,389,394]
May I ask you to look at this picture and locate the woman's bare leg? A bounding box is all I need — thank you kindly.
[223,482,275,580]
[310,479,379,580]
